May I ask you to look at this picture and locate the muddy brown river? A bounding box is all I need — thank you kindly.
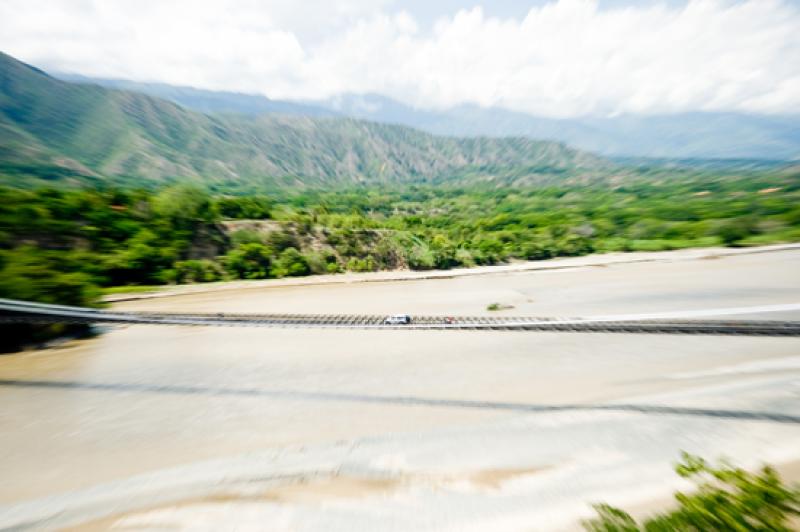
[2,246,800,530]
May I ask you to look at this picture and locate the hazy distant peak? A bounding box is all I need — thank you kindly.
[45,67,800,161]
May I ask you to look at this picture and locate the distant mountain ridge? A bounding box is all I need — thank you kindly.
[50,73,800,161]
[0,52,610,189]
[312,94,800,161]
[54,72,337,118]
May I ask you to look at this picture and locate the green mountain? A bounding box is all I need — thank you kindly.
[314,94,800,161]
[54,74,799,161]
[0,52,612,189]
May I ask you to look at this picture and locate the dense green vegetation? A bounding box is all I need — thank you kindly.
[584,453,800,531]
[0,172,798,351]
[2,171,798,326]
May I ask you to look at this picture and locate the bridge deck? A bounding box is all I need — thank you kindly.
[2,298,800,336]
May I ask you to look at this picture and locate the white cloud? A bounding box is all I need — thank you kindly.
[1,0,799,117]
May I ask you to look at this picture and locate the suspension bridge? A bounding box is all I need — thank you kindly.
[3,298,800,336]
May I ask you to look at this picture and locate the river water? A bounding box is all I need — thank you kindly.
[2,248,800,530]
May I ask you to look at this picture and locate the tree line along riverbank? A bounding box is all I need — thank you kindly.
[2,174,799,350]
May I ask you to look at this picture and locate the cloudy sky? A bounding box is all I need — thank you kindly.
[1,0,799,117]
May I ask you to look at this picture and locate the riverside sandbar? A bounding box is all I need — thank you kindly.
[1,247,799,529]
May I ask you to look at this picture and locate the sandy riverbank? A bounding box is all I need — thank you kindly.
[1,245,799,530]
[103,242,800,303]
[66,456,800,532]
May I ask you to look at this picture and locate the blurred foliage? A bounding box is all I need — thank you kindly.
[584,452,800,531]
[0,246,100,352]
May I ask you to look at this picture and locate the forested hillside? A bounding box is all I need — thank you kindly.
[57,76,800,161]
[0,52,611,189]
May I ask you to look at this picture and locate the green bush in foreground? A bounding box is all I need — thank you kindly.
[584,452,800,531]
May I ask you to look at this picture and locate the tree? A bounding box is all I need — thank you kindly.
[174,259,225,283]
[0,247,100,352]
[216,196,271,219]
[104,230,176,285]
[152,184,215,230]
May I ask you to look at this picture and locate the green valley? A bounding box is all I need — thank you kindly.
[1,50,799,351]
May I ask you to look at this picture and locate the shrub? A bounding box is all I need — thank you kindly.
[224,243,273,279]
[406,244,436,270]
[265,230,298,252]
[584,452,800,531]
[174,259,225,283]
[715,217,759,247]
[455,247,476,267]
[271,247,310,277]
[304,250,339,275]
[229,229,264,247]
[346,256,376,272]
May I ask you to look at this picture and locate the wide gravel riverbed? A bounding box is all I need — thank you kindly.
[2,246,800,530]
